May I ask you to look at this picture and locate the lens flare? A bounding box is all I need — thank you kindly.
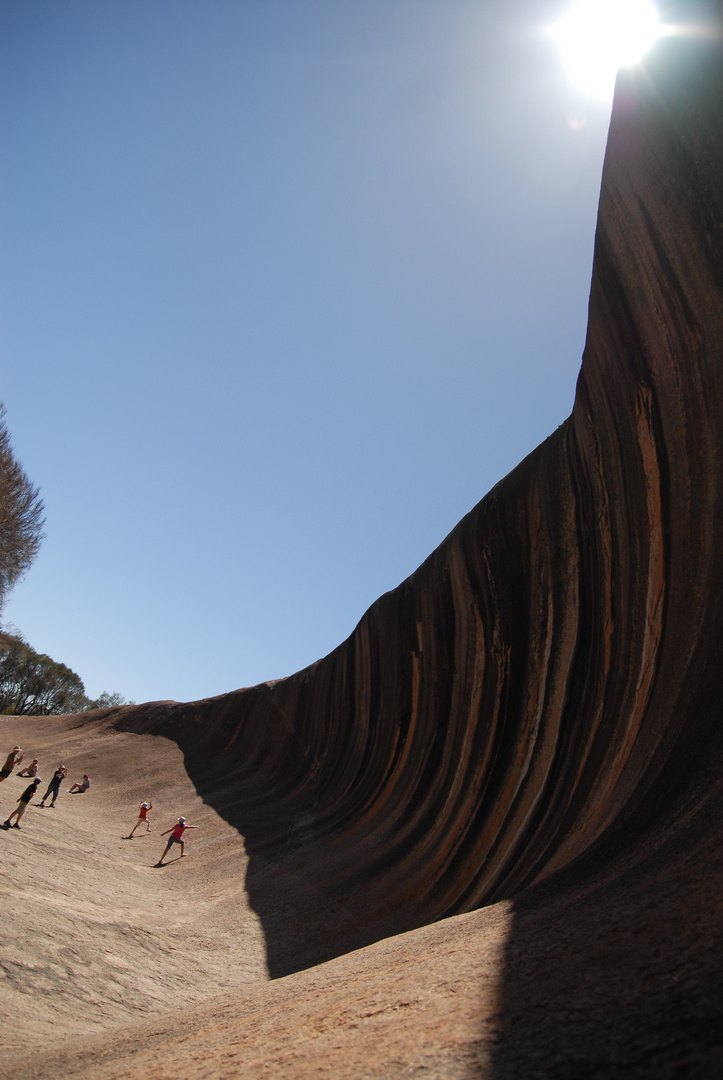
[550,0,661,98]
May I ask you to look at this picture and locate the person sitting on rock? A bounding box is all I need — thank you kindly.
[3,778,41,829]
[17,759,39,777]
[0,748,23,782]
[39,765,67,808]
[155,817,199,865]
[128,800,152,837]
[67,774,90,793]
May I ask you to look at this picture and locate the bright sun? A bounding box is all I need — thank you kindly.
[550,0,662,98]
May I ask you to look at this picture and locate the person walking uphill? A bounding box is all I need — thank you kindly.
[155,817,199,865]
[3,778,41,828]
[0,748,23,782]
[39,765,67,808]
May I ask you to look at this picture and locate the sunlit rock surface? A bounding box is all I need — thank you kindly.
[121,15,723,969]
[7,8,723,1078]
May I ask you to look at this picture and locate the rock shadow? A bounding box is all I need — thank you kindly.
[479,685,723,1079]
[113,697,419,977]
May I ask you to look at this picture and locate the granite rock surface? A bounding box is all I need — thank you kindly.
[118,6,723,978]
[4,6,723,1076]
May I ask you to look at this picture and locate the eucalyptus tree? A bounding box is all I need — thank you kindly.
[0,404,44,618]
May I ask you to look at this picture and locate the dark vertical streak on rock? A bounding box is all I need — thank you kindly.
[113,6,723,1005]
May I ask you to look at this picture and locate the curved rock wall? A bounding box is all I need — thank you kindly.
[116,13,723,976]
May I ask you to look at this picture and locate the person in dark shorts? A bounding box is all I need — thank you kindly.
[3,777,41,828]
[0,748,23,782]
[39,765,67,808]
[17,759,38,777]
[155,817,199,865]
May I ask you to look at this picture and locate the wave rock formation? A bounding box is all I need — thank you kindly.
[126,13,723,969]
[16,8,723,1077]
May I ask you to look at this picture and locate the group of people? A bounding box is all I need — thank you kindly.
[125,800,200,864]
[1,745,199,864]
[1,749,90,827]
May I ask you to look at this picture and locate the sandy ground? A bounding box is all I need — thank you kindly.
[7,893,510,1080]
[0,712,268,1051]
[4,711,722,1080]
[0,712,511,1080]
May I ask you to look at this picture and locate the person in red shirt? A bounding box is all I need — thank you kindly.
[155,816,199,865]
[128,800,153,838]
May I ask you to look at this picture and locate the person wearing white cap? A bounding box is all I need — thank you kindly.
[155,816,199,865]
[127,799,153,838]
[39,764,67,808]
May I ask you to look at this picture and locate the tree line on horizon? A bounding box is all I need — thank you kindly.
[0,403,133,715]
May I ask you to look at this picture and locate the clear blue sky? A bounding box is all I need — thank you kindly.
[1,0,613,704]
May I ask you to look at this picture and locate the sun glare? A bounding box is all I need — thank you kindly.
[551,0,661,99]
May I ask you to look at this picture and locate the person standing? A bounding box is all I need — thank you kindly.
[2,778,42,828]
[128,800,153,837]
[39,765,67,808]
[0,748,23,782]
[155,817,199,865]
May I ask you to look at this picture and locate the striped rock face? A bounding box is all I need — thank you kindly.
[5,8,723,1079]
[114,16,723,983]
